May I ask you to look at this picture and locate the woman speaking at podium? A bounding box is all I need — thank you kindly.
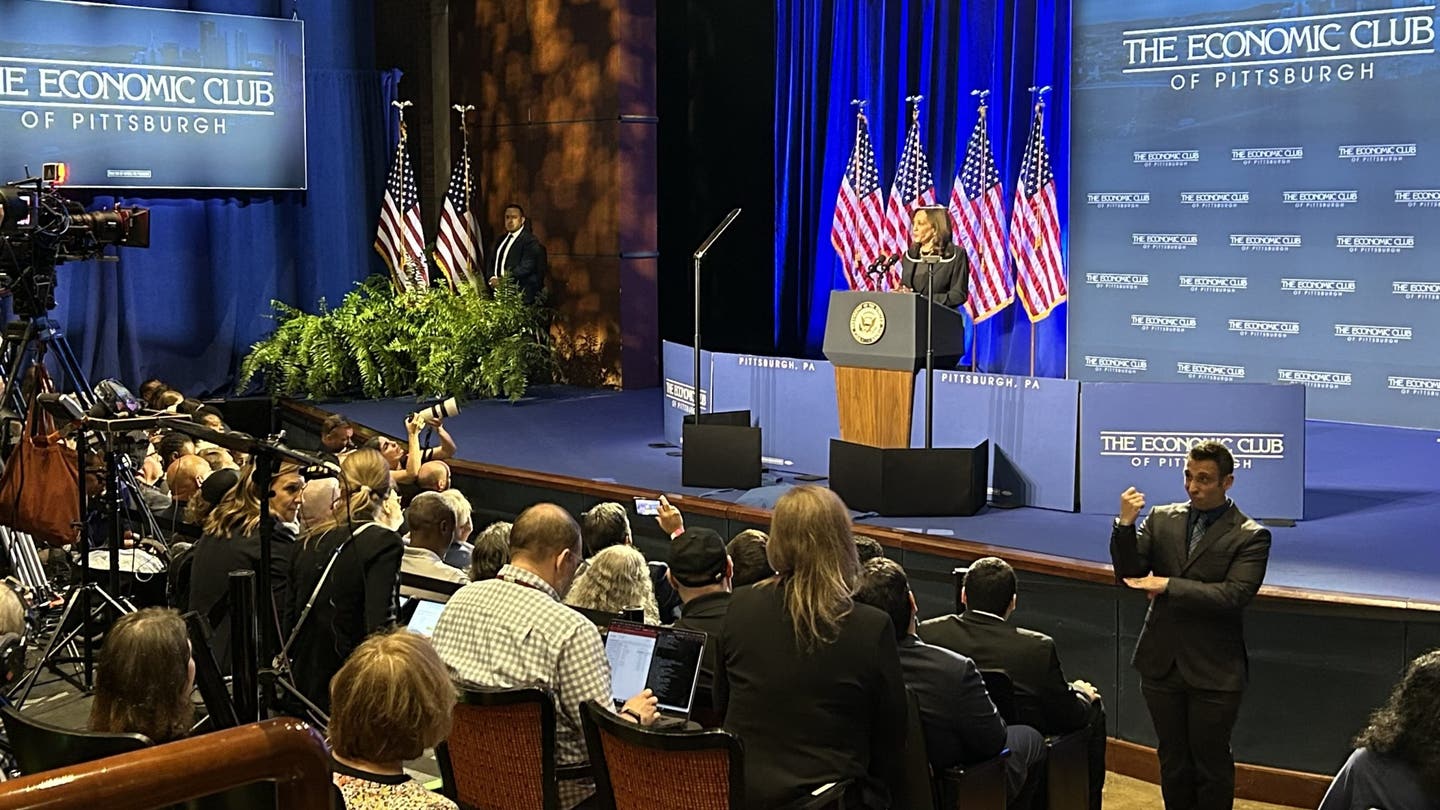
[896,206,969,308]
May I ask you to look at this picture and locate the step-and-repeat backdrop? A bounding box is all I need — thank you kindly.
[1069,1,1440,430]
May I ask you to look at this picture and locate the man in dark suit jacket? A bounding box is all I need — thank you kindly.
[918,557,1106,810]
[857,558,1044,808]
[1110,441,1272,810]
[489,202,546,303]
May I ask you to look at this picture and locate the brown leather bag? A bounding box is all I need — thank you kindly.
[0,370,81,548]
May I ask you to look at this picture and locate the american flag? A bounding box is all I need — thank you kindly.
[884,106,937,288]
[434,139,481,291]
[830,112,887,291]
[375,119,429,294]
[1008,102,1067,321]
[948,108,1013,322]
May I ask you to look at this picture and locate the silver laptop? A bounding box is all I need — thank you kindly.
[603,620,706,723]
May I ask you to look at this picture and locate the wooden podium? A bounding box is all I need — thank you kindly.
[822,290,985,516]
[821,290,966,448]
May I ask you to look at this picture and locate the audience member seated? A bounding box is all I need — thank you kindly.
[726,529,775,588]
[188,462,304,669]
[581,501,632,557]
[315,414,355,465]
[198,446,239,471]
[566,544,659,624]
[134,444,173,512]
[438,489,476,569]
[430,503,659,809]
[919,556,1108,810]
[328,630,458,810]
[0,581,24,638]
[155,389,186,412]
[288,448,405,715]
[401,492,470,601]
[854,535,885,563]
[582,500,683,622]
[667,528,731,704]
[138,379,170,410]
[1319,649,1440,810]
[399,460,452,508]
[854,558,1044,808]
[466,521,511,581]
[184,468,239,529]
[192,405,227,432]
[300,477,340,531]
[714,485,906,809]
[88,607,195,744]
[156,455,210,539]
[157,432,196,470]
[416,460,450,493]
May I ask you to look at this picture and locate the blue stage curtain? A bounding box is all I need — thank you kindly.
[775,0,1070,376]
[31,0,392,396]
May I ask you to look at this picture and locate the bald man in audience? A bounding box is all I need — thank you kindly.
[156,455,210,539]
[417,460,451,493]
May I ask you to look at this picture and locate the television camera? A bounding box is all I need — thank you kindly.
[0,163,149,318]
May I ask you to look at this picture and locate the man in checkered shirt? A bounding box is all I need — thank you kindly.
[431,503,658,808]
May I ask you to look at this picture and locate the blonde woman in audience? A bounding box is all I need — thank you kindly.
[288,448,404,714]
[89,608,195,744]
[328,630,457,810]
[565,544,660,624]
[714,485,906,809]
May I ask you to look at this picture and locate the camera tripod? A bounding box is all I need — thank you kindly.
[5,417,175,707]
[0,316,92,424]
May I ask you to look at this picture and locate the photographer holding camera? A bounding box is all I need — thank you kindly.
[367,401,458,495]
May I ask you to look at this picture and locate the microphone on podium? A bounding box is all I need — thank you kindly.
[867,253,901,276]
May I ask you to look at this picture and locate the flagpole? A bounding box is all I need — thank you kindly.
[391,100,414,295]
[1026,86,1051,377]
[850,99,867,287]
[452,103,475,290]
[969,89,990,374]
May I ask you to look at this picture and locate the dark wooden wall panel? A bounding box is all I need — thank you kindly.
[451,0,657,387]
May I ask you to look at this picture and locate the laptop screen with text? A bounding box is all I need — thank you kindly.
[604,620,706,716]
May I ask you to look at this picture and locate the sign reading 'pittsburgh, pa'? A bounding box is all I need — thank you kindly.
[0,0,305,190]
[1069,0,1440,430]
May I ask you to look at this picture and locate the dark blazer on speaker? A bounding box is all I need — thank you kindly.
[899,244,969,309]
[917,610,1089,734]
[1110,501,1272,691]
[714,583,907,809]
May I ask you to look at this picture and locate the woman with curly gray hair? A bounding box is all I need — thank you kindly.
[564,544,659,624]
[1319,649,1440,809]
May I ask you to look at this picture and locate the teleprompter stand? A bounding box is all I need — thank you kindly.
[681,208,761,490]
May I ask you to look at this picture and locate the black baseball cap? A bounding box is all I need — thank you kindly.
[669,528,728,587]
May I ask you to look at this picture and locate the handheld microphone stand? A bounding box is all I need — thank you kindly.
[160,420,337,723]
[917,254,944,450]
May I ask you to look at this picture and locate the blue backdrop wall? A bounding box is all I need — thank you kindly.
[775,0,1071,376]
[26,0,390,396]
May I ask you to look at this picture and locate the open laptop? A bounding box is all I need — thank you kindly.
[603,620,706,725]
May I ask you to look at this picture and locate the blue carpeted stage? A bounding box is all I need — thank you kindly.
[327,387,1440,604]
